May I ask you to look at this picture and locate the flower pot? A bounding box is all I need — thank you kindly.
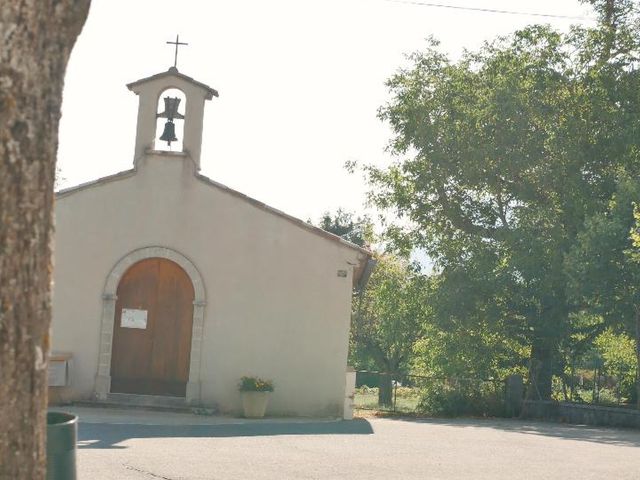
[241,391,270,418]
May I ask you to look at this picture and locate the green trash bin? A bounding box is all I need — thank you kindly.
[47,411,77,480]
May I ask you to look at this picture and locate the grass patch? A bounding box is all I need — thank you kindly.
[354,387,421,413]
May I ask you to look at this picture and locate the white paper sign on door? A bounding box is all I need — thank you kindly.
[121,308,148,329]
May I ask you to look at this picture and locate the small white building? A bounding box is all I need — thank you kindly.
[51,66,372,417]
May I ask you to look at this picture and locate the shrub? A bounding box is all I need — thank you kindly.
[238,376,274,392]
[416,381,505,417]
[596,387,623,405]
[574,386,625,406]
[355,385,378,395]
[394,386,420,399]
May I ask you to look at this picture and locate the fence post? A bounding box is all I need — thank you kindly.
[505,374,524,417]
[393,376,398,413]
[570,357,575,401]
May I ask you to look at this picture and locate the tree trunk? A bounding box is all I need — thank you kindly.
[525,342,554,401]
[378,372,394,408]
[0,3,90,479]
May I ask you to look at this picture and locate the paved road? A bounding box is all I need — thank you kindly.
[70,408,640,479]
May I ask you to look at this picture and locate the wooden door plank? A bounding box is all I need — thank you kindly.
[111,259,159,385]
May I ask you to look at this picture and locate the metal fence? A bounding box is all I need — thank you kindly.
[354,371,507,416]
[552,371,636,408]
[541,352,638,408]
[354,369,638,418]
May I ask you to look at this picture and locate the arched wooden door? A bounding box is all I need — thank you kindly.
[111,258,195,397]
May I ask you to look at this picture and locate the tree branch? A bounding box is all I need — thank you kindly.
[435,184,500,238]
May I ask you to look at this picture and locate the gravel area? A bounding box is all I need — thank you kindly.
[68,407,640,479]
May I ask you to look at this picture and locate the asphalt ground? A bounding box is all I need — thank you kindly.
[65,407,640,479]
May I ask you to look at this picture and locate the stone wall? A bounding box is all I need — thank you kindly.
[523,400,640,429]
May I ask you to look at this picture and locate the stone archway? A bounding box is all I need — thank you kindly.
[95,246,206,404]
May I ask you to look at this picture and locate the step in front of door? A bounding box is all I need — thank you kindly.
[74,394,194,413]
[106,392,187,408]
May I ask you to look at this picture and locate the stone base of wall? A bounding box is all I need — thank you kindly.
[522,400,640,429]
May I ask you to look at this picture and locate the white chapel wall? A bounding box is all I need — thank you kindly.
[52,153,363,416]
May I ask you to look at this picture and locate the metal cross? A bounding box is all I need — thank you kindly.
[166,34,188,68]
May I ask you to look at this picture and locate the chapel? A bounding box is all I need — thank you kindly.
[50,61,373,417]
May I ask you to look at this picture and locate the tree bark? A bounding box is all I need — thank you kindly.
[378,372,394,408]
[0,2,90,478]
[525,342,554,401]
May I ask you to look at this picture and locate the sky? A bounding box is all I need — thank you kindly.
[57,0,596,224]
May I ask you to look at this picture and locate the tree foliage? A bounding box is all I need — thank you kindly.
[565,176,640,405]
[352,254,431,404]
[594,329,637,401]
[316,209,373,248]
[566,177,640,333]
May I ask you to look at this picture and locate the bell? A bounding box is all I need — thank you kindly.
[157,97,184,120]
[159,120,177,145]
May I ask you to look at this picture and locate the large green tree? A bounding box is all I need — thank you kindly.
[363,0,640,399]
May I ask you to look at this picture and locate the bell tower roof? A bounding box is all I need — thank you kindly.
[127,67,219,99]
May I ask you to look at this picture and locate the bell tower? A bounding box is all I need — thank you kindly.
[127,65,218,171]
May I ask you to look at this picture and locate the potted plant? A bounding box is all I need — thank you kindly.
[239,376,274,418]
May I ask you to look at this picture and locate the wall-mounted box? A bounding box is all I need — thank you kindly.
[48,352,72,387]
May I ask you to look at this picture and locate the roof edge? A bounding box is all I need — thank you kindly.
[55,168,137,199]
[194,173,373,258]
[127,67,219,99]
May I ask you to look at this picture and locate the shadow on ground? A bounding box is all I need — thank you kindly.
[377,415,640,448]
[78,419,374,449]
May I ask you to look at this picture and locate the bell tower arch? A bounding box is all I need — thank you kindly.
[155,87,187,152]
[127,67,218,170]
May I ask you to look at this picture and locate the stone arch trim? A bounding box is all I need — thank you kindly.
[103,246,205,301]
[95,246,206,404]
